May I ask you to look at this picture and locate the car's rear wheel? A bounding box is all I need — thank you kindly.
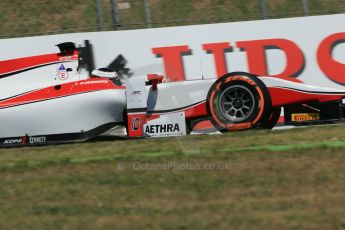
[207,72,272,132]
[259,107,282,129]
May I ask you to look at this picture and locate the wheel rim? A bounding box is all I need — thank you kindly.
[218,85,256,122]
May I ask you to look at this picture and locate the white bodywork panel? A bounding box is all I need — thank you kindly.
[146,79,214,112]
[261,77,345,93]
[126,77,147,110]
[0,89,126,138]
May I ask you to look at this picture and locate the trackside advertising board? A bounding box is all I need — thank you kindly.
[0,14,344,88]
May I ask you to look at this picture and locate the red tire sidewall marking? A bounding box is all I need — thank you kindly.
[209,89,226,129]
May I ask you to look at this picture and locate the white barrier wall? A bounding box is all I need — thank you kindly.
[0,14,344,88]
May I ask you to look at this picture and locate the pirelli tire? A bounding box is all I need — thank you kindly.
[206,72,272,132]
[260,107,282,129]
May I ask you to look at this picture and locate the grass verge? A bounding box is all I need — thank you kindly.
[1,124,345,229]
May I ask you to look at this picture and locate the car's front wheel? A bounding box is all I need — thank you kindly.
[207,72,272,132]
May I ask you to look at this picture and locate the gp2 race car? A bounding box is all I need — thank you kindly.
[1,42,345,146]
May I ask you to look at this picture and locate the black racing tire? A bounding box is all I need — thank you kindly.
[259,107,282,129]
[185,120,193,135]
[206,72,272,132]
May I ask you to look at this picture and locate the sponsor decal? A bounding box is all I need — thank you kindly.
[29,136,46,144]
[59,55,78,61]
[2,136,46,145]
[143,112,186,137]
[3,136,28,145]
[291,113,320,121]
[145,123,180,135]
[56,64,69,80]
[226,122,252,131]
[80,80,108,85]
[131,117,141,131]
[4,138,22,145]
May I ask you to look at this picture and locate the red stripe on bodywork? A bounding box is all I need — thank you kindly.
[146,114,160,122]
[269,87,344,107]
[0,78,124,109]
[184,101,207,118]
[0,51,78,75]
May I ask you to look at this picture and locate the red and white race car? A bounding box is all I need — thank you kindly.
[1,42,345,146]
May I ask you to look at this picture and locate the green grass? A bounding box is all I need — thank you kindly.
[1,124,345,229]
[1,0,345,38]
